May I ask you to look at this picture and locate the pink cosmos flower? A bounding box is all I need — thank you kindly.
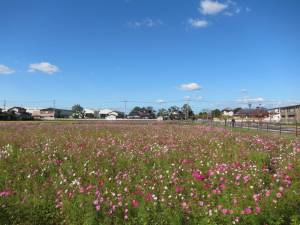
[266,190,271,197]
[255,207,261,214]
[181,201,188,209]
[207,170,215,177]
[192,171,206,181]
[132,199,139,208]
[93,200,99,206]
[212,189,221,195]
[243,207,252,215]
[253,194,261,202]
[276,192,283,199]
[222,208,228,215]
[95,205,100,211]
[235,174,242,180]
[219,183,226,190]
[145,193,153,201]
[175,186,184,193]
[278,186,284,192]
[243,175,250,184]
[0,190,11,197]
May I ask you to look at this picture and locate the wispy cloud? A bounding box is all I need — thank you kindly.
[237,97,265,104]
[127,19,163,28]
[179,83,202,91]
[28,62,59,74]
[0,64,15,74]
[188,18,208,29]
[156,99,165,104]
[200,0,228,15]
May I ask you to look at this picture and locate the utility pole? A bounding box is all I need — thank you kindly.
[121,100,128,117]
[53,99,56,109]
[3,99,6,111]
[248,103,252,122]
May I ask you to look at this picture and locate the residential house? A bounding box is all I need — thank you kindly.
[99,109,119,120]
[222,108,234,117]
[34,108,72,120]
[8,107,27,114]
[234,107,269,120]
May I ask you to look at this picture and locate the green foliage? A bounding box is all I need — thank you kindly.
[72,104,85,118]
[0,122,300,224]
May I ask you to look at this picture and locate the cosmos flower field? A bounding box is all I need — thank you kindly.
[0,121,300,225]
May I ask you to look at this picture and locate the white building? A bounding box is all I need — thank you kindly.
[222,109,234,117]
[99,109,119,120]
[264,108,281,122]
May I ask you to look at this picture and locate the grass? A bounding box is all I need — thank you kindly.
[0,121,300,225]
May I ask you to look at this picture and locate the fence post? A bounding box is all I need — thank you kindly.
[296,123,298,137]
[267,123,269,132]
[280,123,282,135]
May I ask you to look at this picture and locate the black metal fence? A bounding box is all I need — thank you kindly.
[198,119,299,137]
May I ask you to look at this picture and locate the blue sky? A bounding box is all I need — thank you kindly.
[0,0,300,112]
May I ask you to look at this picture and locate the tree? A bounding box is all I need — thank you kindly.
[116,111,125,119]
[198,111,208,119]
[182,104,195,120]
[129,106,156,119]
[157,108,169,118]
[72,104,85,119]
[234,107,242,114]
[211,109,222,118]
[129,107,141,117]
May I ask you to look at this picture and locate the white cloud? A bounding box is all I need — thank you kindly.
[188,18,208,28]
[127,19,163,28]
[28,62,59,74]
[200,0,228,15]
[179,83,202,91]
[0,64,15,74]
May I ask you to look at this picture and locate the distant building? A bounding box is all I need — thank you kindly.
[7,107,27,114]
[84,109,99,118]
[279,104,300,123]
[265,108,281,122]
[33,108,72,120]
[222,109,234,117]
[234,107,269,119]
[99,109,119,120]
